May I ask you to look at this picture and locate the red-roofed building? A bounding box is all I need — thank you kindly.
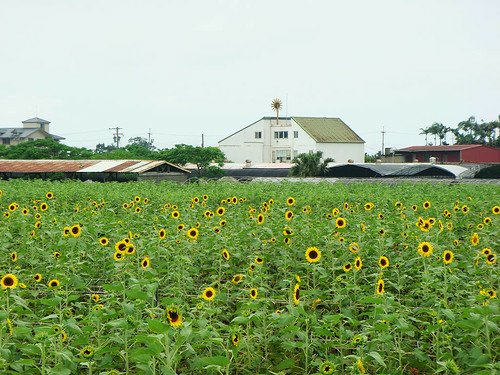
[397,145,500,163]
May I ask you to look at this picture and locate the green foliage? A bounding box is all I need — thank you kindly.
[421,116,500,146]
[158,144,225,177]
[289,151,334,177]
[0,180,498,374]
[0,138,93,159]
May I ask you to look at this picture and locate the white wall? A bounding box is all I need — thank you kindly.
[219,117,365,163]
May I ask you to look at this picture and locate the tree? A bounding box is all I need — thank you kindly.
[419,128,430,145]
[289,151,334,177]
[2,138,93,159]
[158,144,225,177]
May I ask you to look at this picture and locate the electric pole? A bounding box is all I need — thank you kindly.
[109,127,124,148]
[147,128,154,149]
[201,133,204,148]
[381,127,386,156]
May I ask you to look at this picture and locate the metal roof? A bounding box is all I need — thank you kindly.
[22,117,50,124]
[0,160,190,174]
[327,163,472,178]
[398,145,482,152]
[292,117,365,143]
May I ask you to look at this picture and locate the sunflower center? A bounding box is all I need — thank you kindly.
[4,277,13,286]
[206,290,213,298]
[309,251,318,259]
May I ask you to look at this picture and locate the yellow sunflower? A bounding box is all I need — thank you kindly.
[335,217,347,229]
[166,307,183,328]
[293,283,300,305]
[305,247,321,263]
[443,250,454,265]
[202,287,216,301]
[417,242,433,257]
[1,274,18,289]
[378,256,389,268]
[376,279,385,295]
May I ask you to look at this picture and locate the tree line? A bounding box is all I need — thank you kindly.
[0,137,225,177]
[420,116,499,146]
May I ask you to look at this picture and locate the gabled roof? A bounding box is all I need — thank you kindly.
[398,145,483,152]
[219,116,364,144]
[0,127,65,140]
[22,117,50,124]
[292,117,365,143]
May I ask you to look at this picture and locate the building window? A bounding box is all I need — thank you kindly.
[273,149,292,162]
[255,131,262,139]
[294,131,298,138]
[2,139,10,145]
[274,131,288,139]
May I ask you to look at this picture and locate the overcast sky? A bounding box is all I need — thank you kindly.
[1,1,498,155]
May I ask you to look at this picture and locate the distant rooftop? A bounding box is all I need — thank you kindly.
[22,117,51,124]
[398,145,485,152]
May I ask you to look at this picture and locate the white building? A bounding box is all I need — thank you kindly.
[219,116,365,163]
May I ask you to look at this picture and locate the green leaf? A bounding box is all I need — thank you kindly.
[147,319,168,334]
[367,351,386,367]
[196,356,230,367]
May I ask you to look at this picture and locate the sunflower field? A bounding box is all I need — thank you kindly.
[0,179,498,374]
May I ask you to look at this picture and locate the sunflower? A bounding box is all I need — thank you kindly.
[202,287,216,301]
[305,247,321,263]
[492,206,500,215]
[187,227,199,240]
[332,207,339,216]
[285,210,294,221]
[141,256,151,269]
[177,224,185,231]
[3,212,10,218]
[216,207,226,216]
[335,217,347,229]
[354,257,362,270]
[364,202,374,211]
[284,237,292,245]
[378,256,389,268]
[134,207,141,213]
[53,251,61,259]
[348,242,360,254]
[91,294,100,302]
[411,205,418,211]
[1,274,18,289]
[80,346,94,358]
[60,330,68,342]
[40,203,49,211]
[34,273,42,282]
[70,224,82,237]
[232,274,244,284]
[115,240,128,252]
[134,195,141,202]
[231,332,240,347]
[343,263,352,272]
[46,192,54,200]
[222,249,230,261]
[462,205,469,214]
[22,208,29,215]
[113,251,125,261]
[357,358,366,374]
[378,228,385,236]
[253,256,264,265]
[231,196,238,204]
[166,307,183,328]
[423,201,431,209]
[483,217,492,224]
[249,288,258,299]
[171,210,180,219]
[10,252,17,262]
[293,283,300,305]
[48,279,60,288]
[143,198,150,204]
[443,250,454,265]
[486,253,497,265]
[417,242,433,257]
[319,361,335,374]
[482,248,492,255]
[471,233,479,246]
[122,203,129,210]
[254,213,264,225]
[376,279,385,294]
[99,237,109,246]
[377,213,384,220]
[286,197,296,206]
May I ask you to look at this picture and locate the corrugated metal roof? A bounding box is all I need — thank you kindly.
[398,145,481,152]
[0,160,190,174]
[22,117,50,124]
[292,117,365,143]
[328,163,471,178]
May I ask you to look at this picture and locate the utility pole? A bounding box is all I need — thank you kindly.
[109,127,123,148]
[381,127,386,156]
[147,128,154,148]
[201,133,204,148]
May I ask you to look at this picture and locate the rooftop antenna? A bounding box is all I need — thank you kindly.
[271,98,282,125]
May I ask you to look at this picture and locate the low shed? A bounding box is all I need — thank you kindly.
[0,160,190,182]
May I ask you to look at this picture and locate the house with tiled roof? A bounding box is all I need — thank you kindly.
[218,116,365,163]
[0,117,64,146]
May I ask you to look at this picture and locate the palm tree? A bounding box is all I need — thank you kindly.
[271,98,282,125]
[289,151,334,177]
[419,128,430,145]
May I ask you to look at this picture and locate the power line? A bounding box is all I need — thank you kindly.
[109,127,124,148]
